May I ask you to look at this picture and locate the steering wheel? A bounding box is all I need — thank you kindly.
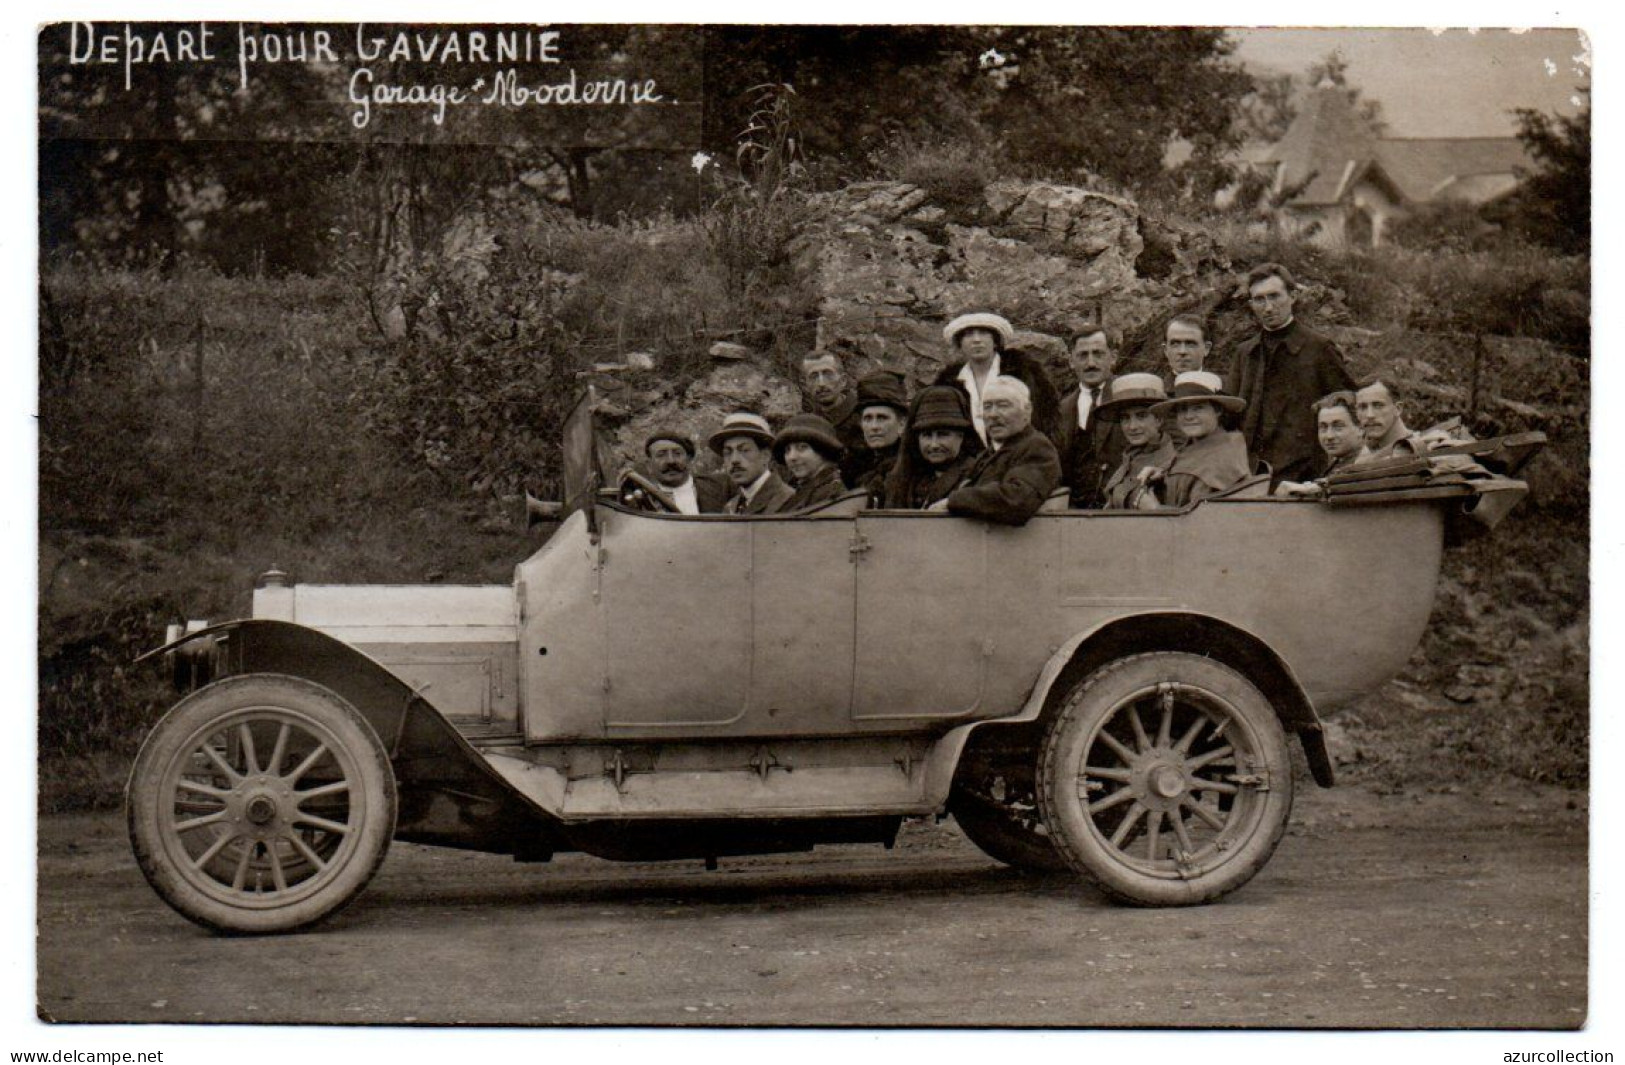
[617,469,680,513]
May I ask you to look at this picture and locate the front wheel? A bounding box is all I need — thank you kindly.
[1037,653,1293,906]
[127,675,397,934]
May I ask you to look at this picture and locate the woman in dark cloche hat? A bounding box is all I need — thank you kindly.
[773,413,850,512]
[881,385,984,509]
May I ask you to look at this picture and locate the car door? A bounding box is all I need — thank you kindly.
[850,513,988,723]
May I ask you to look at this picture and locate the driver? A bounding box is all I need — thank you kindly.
[643,429,730,514]
[709,412,796,515]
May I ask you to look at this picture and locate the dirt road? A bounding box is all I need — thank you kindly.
[37,780,1586,1028]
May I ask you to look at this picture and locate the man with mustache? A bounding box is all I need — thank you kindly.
[641,429,730,514]
[1355,377,1422,460]
[1230,262,1356,484]
[709,412,795,515]
[1054,324,1125,508]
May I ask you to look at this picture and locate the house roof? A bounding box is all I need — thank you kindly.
[1263,86,1530,207]
[1262,86,1380,206]
[1372,138,1531,202]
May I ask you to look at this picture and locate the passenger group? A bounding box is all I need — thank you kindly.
[639,261,1441,525]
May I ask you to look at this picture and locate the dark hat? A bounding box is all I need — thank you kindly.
[643,427,696,457]
[1094,373,1169,422]
[855,371,910,415]
[1150,371,1246,416]
[707,411,776,454]
[910,384,973,432]
[773,413,844,462]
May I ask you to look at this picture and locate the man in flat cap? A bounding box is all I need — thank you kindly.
[941,376,1062,526]
[643,428,730,514]
[709,412,796,515]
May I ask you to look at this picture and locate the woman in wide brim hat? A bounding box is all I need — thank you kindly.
[933,311,1060,444]
[1095,373,1179,509]
[1144,371,1252,508]
[882,384,984,509]
[774,413,849,511]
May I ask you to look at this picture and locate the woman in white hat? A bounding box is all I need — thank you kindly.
[934,312,1060,445]
[1142,371,1252,509]
[1094,374,1180,510]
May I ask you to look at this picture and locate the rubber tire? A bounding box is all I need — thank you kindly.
[127,674,397,934]
[1037,653,1293,906]
[950,789,1070,873]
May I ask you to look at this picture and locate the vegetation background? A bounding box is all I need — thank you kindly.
[37,24,1590,809]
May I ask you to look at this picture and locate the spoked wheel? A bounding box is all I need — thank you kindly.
[1038,653,1293,906]
[127,674,397,934]
[949,763,1069,873]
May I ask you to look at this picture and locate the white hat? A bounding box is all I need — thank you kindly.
[943,313,1014,347]
[1151,371,1246,415]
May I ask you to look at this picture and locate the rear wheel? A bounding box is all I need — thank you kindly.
[1038,653,1293,906]
[127,675,397,934]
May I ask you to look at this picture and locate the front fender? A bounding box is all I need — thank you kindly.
[139,619,560,854]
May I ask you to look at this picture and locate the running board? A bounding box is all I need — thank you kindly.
[478,733,975,822]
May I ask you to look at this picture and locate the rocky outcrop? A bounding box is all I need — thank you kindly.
[599,177,1353,472]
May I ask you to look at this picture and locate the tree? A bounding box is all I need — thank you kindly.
[974,27,1254,196]
[1502,92,1590,253]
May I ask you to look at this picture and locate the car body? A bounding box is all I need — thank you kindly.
[127,390,1541,932]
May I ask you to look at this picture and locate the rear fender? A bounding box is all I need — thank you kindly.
[964,611,1335,787]
[141,620,559,853]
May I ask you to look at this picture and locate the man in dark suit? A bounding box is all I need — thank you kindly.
[708,412,795,515]
[1230,262,1357,484]
[643,429,730,513]
[943,376,1062,526]
[1053,325,1125,508]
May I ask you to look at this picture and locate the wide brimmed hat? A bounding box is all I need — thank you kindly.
[943,313,1014,347]
[910,384,973,432]
[707,411,776,454]
[643,427,696,457]
[1150,370,1246,415]
[1094,373,1169,421]
[773,413,844,462]
[854,370,910,415]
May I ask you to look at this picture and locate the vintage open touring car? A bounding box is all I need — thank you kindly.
[126,389,1543,933]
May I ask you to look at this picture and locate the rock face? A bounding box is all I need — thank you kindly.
[600,177,1351,475]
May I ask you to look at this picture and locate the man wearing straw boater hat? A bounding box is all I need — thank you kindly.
[709,412,795,515]
[941,376,1061,526]
[773,413,849,512]
[1094,374,1179,510]
[1142,371,1252,508]
[934,312,1060,445]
